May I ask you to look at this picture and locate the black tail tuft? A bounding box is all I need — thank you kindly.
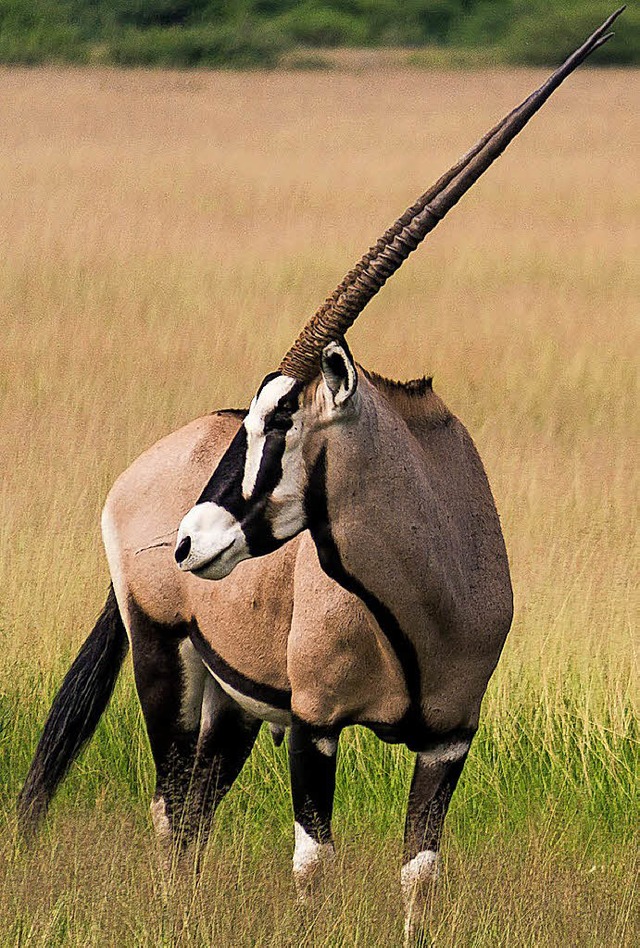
[17,584,129,837]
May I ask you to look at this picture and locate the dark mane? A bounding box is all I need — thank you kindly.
[363,369,433,397]
[362,368,452,428]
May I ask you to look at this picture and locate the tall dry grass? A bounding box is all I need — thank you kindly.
[0,66,637,945]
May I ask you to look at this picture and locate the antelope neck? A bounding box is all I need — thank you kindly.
[303,381,459,731]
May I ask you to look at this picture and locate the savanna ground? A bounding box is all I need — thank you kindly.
[0,66,637,946]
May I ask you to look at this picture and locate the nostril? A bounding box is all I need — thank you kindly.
[175,535,191,564]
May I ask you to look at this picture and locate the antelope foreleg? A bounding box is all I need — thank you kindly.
[288,724,339,900]
[402,735,472,945]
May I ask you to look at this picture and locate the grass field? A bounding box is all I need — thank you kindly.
[0,66,637,946]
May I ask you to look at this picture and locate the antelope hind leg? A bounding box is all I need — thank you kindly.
[127,609,205,865]
[402,734,473,946]
[131,612,260,870]
[184,673,261,870]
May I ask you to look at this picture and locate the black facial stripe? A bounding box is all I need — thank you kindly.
[263,408,292,432]
[197,424,248,516]
[236,429,290,558]
[253,430,287,496]
[194,420,284,557]
[242,498,279,556]
[304,446,423,734]
[194,378,304,557]
[263,381,304,430]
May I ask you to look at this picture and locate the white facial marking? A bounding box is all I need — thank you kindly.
[201,659,292,727]
[242,376,297,500]
[419,739,470,766]
[293,821,335,898]
[313,736,338,757]
[269,415,306,540]
[175,502,249,579]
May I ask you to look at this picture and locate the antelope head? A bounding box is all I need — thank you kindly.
[174,9,623,581]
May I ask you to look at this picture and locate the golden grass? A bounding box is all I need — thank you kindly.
[2,813,635,947]
[1,67,636,678]
[0,66,637,945]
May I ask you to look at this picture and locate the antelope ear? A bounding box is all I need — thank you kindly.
[321,340,358,408]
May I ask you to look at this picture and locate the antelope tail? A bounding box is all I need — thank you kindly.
[17,584,129,837]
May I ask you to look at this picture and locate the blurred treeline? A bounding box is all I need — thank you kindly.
[0,1,636,67]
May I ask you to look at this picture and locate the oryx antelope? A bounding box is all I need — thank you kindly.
[19,10,622,943]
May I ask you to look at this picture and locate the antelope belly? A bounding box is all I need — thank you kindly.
[203,661,292,727]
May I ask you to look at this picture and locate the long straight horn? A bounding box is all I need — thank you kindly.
[279,6,625,382]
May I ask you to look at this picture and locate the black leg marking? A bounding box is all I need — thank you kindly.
[289,724,339,896]
[129,603,261,859]
[402,740,471,945]
[289,725,337,845]
[185,686,261,856]
[127,600,201,852]
[404,752,467,862]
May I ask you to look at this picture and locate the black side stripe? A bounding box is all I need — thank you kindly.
[189,621,292,712]
[304,447,422,731]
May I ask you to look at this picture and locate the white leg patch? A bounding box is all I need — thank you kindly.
[313,736,337,757]
[150,795,172,843]
[401,850,439,945]
[293,821,335,898]
[419,739,470,765]
[401,849,439,900]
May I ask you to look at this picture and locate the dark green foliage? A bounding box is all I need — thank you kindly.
[109,24,283,68]
[0,1,636,67]
[109,1,206,29]
[504,3,640,66]
[272,5,370,47]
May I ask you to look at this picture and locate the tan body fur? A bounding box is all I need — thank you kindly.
[103,406,407,728]
[103,371,511,737]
